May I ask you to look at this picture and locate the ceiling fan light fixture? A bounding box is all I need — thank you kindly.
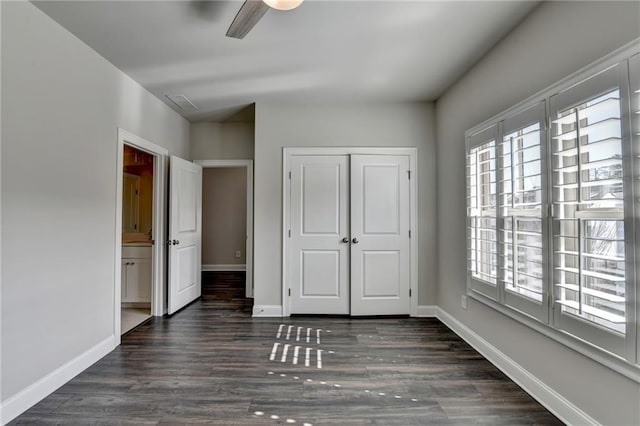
[262,0,304,11]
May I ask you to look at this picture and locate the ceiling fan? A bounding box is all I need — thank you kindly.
[226,0,304,39]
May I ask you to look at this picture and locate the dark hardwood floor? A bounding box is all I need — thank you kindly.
[13,272,562,425]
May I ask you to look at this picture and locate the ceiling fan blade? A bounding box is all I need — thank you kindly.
[226,0,270,39]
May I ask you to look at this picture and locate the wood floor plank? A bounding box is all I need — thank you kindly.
[11,271,562,425]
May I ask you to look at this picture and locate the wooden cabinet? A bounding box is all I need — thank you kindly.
[122,173,140,233]
[122,245,152,303]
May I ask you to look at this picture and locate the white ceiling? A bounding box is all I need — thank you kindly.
[34,1,539,122]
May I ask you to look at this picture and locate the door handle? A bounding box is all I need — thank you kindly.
[173,240,180,245]
[352,237,359,244]
[341,237,349,243]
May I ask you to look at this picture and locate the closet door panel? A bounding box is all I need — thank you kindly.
[289,155,350,314]
[350,155,410,315]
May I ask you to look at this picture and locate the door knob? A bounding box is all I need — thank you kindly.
[173,239,180,245]
[342,237,349,243]
[352,237,359,244]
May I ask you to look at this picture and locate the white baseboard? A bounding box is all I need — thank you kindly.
[1,335,116,424]
[252,305,282,317]
[202,264,246,272]
[435,308,597,426]
[416,305,438,317]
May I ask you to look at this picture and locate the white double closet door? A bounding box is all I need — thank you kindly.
[289,154,410,315]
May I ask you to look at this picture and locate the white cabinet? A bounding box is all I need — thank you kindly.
[122,245,152,303]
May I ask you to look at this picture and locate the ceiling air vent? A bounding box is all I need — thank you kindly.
[165,94,198,111]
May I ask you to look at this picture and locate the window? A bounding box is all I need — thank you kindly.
[500,103,548,320]
[467,126,498,299]
[466,50,639,368]
[546,62,640,359]
[550,67,631,354]
[467,105,548,320]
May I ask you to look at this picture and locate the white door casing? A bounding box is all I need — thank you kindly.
[350,155,411,315]
[168,156,203,314]
[289,155,350,314]
[115,129,168,345]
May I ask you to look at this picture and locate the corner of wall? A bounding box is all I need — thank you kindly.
[416,305,438,317]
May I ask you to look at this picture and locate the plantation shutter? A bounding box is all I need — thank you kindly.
[549,64,630,355]
[499,102,549,320]
[467,125,499,299]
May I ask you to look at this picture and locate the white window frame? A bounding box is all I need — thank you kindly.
[627,53,640,365]
[465,39,640,382]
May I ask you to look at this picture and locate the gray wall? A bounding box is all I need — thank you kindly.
[1,2,189,401]
[202,168,248,266]
[254,102,437,307]
[191,122,254,160]
[435,2,640,424]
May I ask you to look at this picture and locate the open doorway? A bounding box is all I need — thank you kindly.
[115,129,168,342]
[120,145,153,333]
[196,160,253,300]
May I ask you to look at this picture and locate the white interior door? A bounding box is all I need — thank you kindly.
[350,155,410,315]
[289,155,350,314]
[168,156,202,314]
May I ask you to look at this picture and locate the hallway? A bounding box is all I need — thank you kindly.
[13,272,561,425]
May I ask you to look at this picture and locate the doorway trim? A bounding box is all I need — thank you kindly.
[115,129,168,344]
[194,159,254,298]
[282,147,418,317]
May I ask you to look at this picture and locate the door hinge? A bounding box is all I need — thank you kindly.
[288,229,291,238]
[407,170,411,180]
[135,189,139,195]
[409,289,412,297]
[288,288,291,297]
[409,230,411,238]
[289,171,292,179]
